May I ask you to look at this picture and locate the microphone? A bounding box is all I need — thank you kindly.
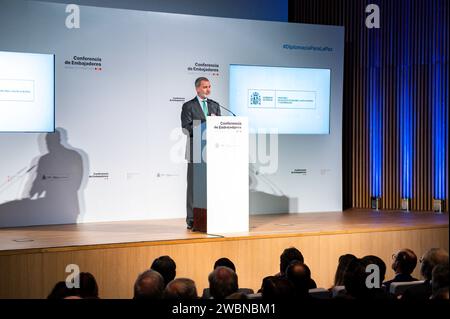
[209,99,236,117]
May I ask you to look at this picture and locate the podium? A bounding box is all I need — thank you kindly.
[192,116,249,234]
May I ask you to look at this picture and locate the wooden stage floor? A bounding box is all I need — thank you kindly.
[0,209,448,298]
[0,209,448,253]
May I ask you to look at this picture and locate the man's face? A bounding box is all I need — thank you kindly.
[196,80,211,99]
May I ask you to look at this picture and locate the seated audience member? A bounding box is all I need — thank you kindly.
[430,263,449,299]
[286,261,313,299]
[331,254,357,289]
[48,281,79,299]
[261,276,294,299]
[402,248,449,300]
[341,258,390,300]
[202,258,253,298]
[163,278,198,299]
[78,272,99,299]
[361,255,387,288]
[150,255,176,287]
[383,249,418,291]
[208,266,238,299]
[277,247,304,277]
[276,247,317,289]
[47,272,99,299]
[133,269,165,299]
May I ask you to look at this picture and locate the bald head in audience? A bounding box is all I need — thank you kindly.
[208,266,238,299]
[163,278,198,299]
[286,261,312,298]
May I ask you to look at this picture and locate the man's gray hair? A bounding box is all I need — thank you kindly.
[195,77,209,87]
[208,266,238,299]
[163,278,198,299]
[420,248,449,280]
[133,269,164,299]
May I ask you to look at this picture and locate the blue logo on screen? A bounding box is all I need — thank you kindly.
[250,92,261,105]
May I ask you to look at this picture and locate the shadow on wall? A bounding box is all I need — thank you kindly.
[249,163,294,215]
[0,128,89,228]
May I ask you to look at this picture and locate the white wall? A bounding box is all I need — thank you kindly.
[0,0,344,227]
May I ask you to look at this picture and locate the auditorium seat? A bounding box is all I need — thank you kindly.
[246,293,262,299]
[389,281,425,296]
[331,285,346,298]
[308,288,331,299]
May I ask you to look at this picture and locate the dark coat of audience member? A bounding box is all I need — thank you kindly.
[163,278,198,299]
[431,287,449,300]
[402,248,449,300]
[208,266,238,299]
[151,255,176,287]
[383,249,418,291]
[133,269,165,299]
[202,258,254,298]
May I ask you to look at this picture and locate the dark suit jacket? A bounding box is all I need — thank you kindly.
[181,97,221,161]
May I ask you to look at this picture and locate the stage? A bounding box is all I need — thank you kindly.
[0,209,448,298]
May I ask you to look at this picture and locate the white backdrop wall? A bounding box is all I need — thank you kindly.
[0,0,344,227]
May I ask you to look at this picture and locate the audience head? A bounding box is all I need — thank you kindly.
[361,255,387,285]
[214,257,236,272]
[391,249,417,275]
[343,258,370,298]
[208,266,238,299]
[78,272,99,298]
[431,263,449,296]
[261,276,294,299]
[280,247,304,275]
[286,261,312,297]
[334,254,357,286]
[163,278,198,299]
[47,272,99,299]
[226,292,248,299]
[420,248,449,280]
[47,281,79,299]
[133,269,165,299]
[150,255,176,287]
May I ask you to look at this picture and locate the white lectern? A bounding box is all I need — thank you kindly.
[192,116,249,234]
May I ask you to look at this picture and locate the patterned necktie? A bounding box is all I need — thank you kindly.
[201,100,208,116]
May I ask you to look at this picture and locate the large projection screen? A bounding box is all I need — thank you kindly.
[229,64,331,134]
[0,51,55,133]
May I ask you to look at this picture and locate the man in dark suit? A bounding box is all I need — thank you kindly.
[383,248,418,292]
[180,77,221,230]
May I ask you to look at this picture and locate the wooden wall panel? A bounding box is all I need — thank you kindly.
[289,0,449,211]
